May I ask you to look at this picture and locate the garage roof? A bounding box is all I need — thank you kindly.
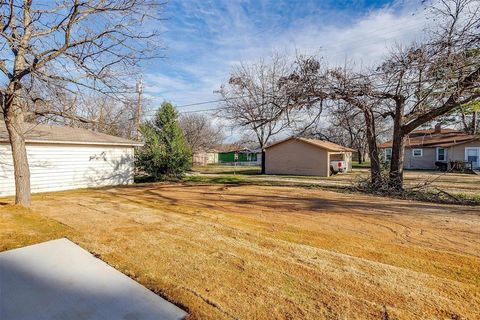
[0,122,143,147]
[265,137,355,152]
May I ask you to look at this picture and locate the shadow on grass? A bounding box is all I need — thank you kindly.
[184,175,244,184]
[211,169,261,175]
[352,161,371,169]
[102,183,479,217]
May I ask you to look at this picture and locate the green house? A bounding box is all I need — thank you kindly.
[218,148,261,164]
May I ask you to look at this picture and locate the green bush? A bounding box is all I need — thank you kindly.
[135,102,192,180]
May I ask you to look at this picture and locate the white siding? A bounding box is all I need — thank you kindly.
[0,143,134,197]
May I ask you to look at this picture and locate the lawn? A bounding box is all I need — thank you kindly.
[1,184,479,319]
[352,160,371,168]
[190,165,480,197]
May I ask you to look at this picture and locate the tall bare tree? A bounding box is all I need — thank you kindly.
[218,54,293,149]
[375,0,480,189]
[27,91,146,139]
[278,57,386,186]
[218,54,323,172]
[0,1,163,206]
[306,102,370,164]
[178,113,224,153]
[457,101,479,134]
[282,0,480,189]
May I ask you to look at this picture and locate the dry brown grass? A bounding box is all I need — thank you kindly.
[1,184,479,319]
[191,165,480,196]
[0,204,72,252]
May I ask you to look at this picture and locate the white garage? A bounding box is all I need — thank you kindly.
[0,123,142,197]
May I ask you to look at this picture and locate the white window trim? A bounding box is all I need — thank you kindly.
[412,148,423,157]
[384,148,392,160]
[436,147,446,162]
[465,147,480,166]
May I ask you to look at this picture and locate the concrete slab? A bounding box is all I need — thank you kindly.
[0,238,187,320]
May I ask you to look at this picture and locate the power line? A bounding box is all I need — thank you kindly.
[144,21,433,115]
[142,97,240,116]
[142,16,475,116]
[144,62,478,116]
[179,106,227,114]
[175,95,249,108]
[143,104,230,115]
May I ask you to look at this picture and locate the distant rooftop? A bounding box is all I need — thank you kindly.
[379,127,479,148]
[0,122,142,147]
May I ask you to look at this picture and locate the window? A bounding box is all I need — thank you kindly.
[384,148,392,161]
[436,148,446,161]
[412,149,423,157]
[466,148,479,165]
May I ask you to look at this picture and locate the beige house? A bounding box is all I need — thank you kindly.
[264,137,354,177]
[0,123,142,197]
[192,150,219,166]
[379,125,480,170]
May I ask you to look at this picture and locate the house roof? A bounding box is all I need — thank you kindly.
[218,148,262,154]
[265,137,355,152]
[0,122,143,147]
[213,144,242,153]
[407,128,461,136]
[213,143,262,153]
[379,128,479,148]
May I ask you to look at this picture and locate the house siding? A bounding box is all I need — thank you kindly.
[404,147,437,169]
[384,140,480,170]
[265,139,330,176]
[0,143,134,197]
[448,140,480,162]
[207,152,219,164]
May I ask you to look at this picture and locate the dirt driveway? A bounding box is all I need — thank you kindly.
[1,184,479,319]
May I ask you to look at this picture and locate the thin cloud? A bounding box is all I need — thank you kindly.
[143,0,430,111]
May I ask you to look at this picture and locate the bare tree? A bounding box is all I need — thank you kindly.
[375,0,480,189]
[218,54,323,172]
[0,1,164,206]
[278,57,386,186]
[458,102,479,134]
[284,0,480,190]
[306,102,369,163]
[328,71,386,186]
[218,54,292,149]
[28,91,146,139]
[68,94,145,139]
[178,113,224,152]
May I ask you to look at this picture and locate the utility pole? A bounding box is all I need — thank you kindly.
[135,76,143,139]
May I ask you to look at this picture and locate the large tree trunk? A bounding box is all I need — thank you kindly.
[472,111,478,135]
[389,133,405,189]
[389,100,405,190]
[357,149,363,164]
[363,108,381,187]
[261,150,266,174]
[4,96,31,207]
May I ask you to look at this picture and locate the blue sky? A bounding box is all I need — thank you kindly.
[142,0,429,113]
